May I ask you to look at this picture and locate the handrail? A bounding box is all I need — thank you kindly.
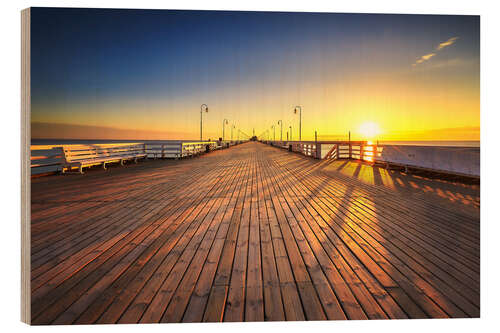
[29,140,237,176]
[264,140,378,161]
[264,139,478,177]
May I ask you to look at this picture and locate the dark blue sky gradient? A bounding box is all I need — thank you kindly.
[30,8,479,140]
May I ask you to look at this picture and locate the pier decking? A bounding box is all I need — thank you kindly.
[30,141,480,324]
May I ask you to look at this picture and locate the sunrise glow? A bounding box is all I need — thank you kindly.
[30,10,479,142]
[358,122,382,140]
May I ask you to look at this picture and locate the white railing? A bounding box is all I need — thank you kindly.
[217,140,246,149]
[265,140,377,161]
[31,145,65,175]
[375,145,479,177]
[30,141,220,176]
[144,142,183,159]
[181,141,217,157]
[264,139,479,177]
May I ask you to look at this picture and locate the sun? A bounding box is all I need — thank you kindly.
[358,122,381,139]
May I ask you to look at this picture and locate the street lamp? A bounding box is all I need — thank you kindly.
[231,124,236,142]
[200,104,208,141]
[278,120,283,141]
[222,119,228,141]
[271,125,275,141]
[289,125,292,141]
[294,106,302,142]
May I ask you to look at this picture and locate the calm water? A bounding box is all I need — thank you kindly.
[31,139,197,145]
[378,140,480,147]
[31,139,480,148]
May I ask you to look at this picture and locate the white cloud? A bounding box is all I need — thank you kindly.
[414,52,436,65]
[412,36,459,67]
[436,37,459,50]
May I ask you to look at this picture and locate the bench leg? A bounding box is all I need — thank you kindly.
[120,159,125,166]
[103,162,107,170]
[79,165,84,174]
[134,157,138,164]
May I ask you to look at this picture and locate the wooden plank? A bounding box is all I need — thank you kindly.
[76,162,244,324]
[202,159,251,322]
[266,143,476,316]
[32,154,235,323]
[29,142,479,323]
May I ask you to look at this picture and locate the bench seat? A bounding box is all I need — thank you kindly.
[62,145,147,174]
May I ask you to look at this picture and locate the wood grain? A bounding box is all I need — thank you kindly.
[30,141,480,324]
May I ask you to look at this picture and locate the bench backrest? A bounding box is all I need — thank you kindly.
[181,142,217,157]
[63,145,98,163]
[63,144,146,163]
[95,144,146,159]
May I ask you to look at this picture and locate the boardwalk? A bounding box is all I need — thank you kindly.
[30,141,480,324]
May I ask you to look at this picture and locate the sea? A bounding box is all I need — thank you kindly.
[31,139,199,145]
[31,139,480,148]
[377,140,480,147]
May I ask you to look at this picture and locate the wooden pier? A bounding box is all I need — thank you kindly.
[30,141,480,324]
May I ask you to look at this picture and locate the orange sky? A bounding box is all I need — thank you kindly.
[31,11,479,142]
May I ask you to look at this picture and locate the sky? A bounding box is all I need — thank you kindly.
[30,8,480,141]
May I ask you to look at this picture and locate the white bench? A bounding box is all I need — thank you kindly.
[62,144,147,174]
[145,143,183,159]
[181,142,217,157]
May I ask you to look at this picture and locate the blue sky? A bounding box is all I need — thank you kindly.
[31,8,480,140]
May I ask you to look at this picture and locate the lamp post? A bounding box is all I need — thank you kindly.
[289,125,292,141]
[231,124,235,142]
[200,104,208,141]
[271,125,275,141]
[294,105,302,142]
[222,119,228,141]
[278,120,283,141]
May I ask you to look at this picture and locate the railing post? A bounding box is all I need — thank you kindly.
[360,144,364,161]
[349,143,352,160]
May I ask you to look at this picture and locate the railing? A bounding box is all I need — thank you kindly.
[264,140,379,161]
[31,145,65,175]
[144,142,183,159]
[375,145,479,177]
[263,139,479,178]
[31,143,147,175]
[30,141,222,176]
[217,140,246,149]
[181,141,217,157]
